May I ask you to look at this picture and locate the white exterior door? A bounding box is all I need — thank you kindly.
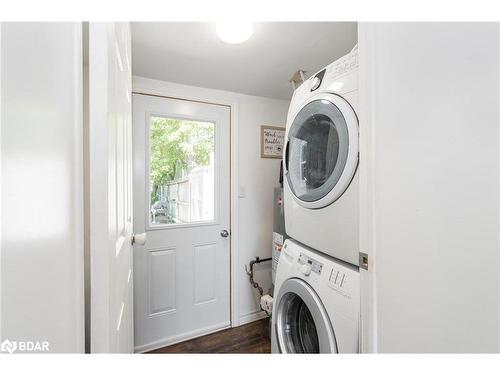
[89,22,134,353]
[132,94,231,352]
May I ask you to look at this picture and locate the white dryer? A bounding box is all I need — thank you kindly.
[283,46,359,265]
[271,239,359,353]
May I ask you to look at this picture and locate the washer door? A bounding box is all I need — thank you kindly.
[275,278,337,353]
[284,93,358,209]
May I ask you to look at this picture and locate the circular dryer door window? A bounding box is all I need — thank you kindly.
[285,93,358,209]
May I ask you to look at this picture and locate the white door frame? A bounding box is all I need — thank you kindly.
[131,80,241,327]
[1,23,85,352]
[357,23,377,354]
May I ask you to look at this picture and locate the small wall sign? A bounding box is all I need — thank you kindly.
[261,125,285,159]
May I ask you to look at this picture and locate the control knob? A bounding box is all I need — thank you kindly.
[301,264,312,276]
[310,77,321,91]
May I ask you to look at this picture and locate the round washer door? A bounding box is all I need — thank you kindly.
[275,278,337,353]
[284,93,358,209]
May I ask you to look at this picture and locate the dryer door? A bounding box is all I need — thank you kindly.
[284,93,358,209]
[275,278,337,353]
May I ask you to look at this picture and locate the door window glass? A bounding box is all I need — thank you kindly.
[287,99,350,202]
[149,116,215,225]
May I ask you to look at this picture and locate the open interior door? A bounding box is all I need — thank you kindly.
[88,22,135,353]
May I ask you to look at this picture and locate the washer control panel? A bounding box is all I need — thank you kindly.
[298,253,323,275]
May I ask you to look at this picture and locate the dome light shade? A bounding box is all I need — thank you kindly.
[216,22,253,44]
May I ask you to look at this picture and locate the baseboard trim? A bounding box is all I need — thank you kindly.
[238,310,268,326]
[134,321,231,353]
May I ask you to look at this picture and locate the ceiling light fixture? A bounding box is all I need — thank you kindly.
[216,22,253,44]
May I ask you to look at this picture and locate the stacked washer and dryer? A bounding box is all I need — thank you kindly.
[271,46,361,354]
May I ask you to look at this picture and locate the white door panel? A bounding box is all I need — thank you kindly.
[89,22,134,353]
[133,94,231,352]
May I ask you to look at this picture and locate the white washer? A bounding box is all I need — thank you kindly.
[271,239,360,353]
[283,46,359,265]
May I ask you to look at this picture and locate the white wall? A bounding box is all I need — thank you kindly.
[236,90,288,323]
[359,22,500,353]
[132,76,290,324]
[1,23,84,352]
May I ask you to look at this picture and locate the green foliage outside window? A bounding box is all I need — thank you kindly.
[150,117,214,205]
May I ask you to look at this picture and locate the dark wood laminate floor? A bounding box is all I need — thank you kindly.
[148,318,271,354]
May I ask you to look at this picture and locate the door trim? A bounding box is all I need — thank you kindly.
[88,23,112,352]
[357,24,377,353]
[131,87,241,328]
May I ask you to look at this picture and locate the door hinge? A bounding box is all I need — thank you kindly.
[359,252,369,271]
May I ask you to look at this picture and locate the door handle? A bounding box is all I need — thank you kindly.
[284,138,290,175]
[131,233,147,246]
[220,230,229,238]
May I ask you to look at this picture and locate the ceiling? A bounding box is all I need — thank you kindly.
[131,22,357,100]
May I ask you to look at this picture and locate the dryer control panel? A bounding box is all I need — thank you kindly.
[298,253,323,275]
[326,45,359,80]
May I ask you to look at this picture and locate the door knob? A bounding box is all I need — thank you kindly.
[220,230,229,238]
[132,233,147,246]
